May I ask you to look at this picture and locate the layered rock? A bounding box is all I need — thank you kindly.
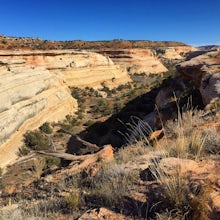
[98,48,168,74]
[0,50,131,88]
[156,46,197,59]
[0,56,77,168]
[176,50,220,105]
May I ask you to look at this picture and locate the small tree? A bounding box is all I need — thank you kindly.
[39,122,53,134]
[24,131,50,151]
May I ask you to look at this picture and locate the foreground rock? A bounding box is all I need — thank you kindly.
[0,145,113,194]
[43,145,114,183]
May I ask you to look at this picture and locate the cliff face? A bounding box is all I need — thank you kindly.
[98,48,168,74]
[0,49,130,168]
[0,50,131,88]
[0,56,77,168]
[176,50,220,105]
[156,46,197,59]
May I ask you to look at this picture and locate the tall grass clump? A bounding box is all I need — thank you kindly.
[162,109,209,159]
[84,162,138,209]
[149,158,211,219]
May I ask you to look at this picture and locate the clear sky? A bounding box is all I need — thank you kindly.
[0,0,220,46]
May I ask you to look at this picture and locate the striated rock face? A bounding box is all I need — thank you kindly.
[0,50,131,89]
[0,56,77,168]
[176,50,220,105]
[156,46,197,59]
[98,48,168,74]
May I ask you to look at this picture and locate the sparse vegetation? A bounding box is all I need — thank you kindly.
[39,122,53,134]
[24,130,50,151]
[44,156,61,169]
[18,145,30,156]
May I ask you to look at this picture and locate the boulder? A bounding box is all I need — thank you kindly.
[159,157,199,175]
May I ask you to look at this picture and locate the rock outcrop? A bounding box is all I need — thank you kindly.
[0,56,77,168]
[176,50,220,105]
[156,46,197,59]
[98,48,168,74]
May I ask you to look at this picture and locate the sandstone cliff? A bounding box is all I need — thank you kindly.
[98,48,168,74]
[156,46,197,59]
[0,56,77,168]
[176,50,220,105]
[0,50,131,88]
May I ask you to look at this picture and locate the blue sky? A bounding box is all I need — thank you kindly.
[0,0,219,46]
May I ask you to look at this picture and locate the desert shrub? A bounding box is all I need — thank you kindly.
[39,122,53,134]
[24,131,50,151]
[44,156,61,169]
[84,120,95,127]
[203,127,220,154]
[100,86,112,97]
[113,101,124,114]
[163,110,209,159]
[65,191,80,209]
[66,115,79,126]
[91,98,112,116]
[71,87,81,99]
[116,84,126,91]
[61,115,80,130]
[18,145,30,156]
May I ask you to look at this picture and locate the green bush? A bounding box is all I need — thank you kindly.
[84,120,95,127]
[44,156,61,169]
[39,122,53,134]
[24,131,50,151]
[91,99,112,116]
[18,145,30,156]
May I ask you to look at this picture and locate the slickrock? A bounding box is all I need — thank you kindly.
[98,48,168,74]
[176,50,220,105]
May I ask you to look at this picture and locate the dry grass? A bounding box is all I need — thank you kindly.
[84,162,138,208]
[149,157,212,219]
[156,109,220,160]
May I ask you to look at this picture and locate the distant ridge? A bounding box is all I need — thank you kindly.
[197,45,220,51]
[0,34,187,50]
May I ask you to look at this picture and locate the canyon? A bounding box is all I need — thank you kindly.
[0,49,131,168]
[0,36,219,220]
[0,39,195,169]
